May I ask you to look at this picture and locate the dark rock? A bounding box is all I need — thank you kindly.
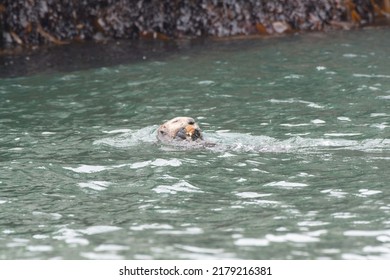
[0,0,379,50]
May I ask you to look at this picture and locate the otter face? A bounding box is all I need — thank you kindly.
[157,117,203,143]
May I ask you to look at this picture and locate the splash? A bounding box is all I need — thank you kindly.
[93,125,158,148]
[93,126,390,154]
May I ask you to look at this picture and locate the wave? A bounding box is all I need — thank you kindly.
[93,126,390,154]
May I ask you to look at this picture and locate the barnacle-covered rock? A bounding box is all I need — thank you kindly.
[0,0,379,49]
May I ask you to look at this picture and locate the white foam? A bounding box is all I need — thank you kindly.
[156,227,204,235]
[284,74,304,79]
[176,245,224,254]
[311,119,326,124]
[64,158,181,175]
[377,95,390,99]
[8,147,23,151]
[358,189,382,196]
[130,158,182,169]
[302,101,325,109]
[41,131,56,135]
[242,199,280,206]
[94,125,157,148]
[130,161,151,169]
[153,181,202,194]
[269,98,325,109]
[52,228,89,245]
[370,113,388,117]
[151,158,182,167]
[78,181,111,191]
[363,246,390,254]
[332,212,357,219]
[371,123,389,130]
[235,192,272,198]
[377,235,390,242]
[321,189,347,198]
[234,238,269,246]
[324,133,362,137]
[236,178,247,183]
[79,225,122,235]
[32,234,49,240]
[337,116,351,121]
[264,181,308,188]
[26,245,53,252]
[64,165,110,173]
[369,86,380,91]
[130,223,173,231]
[94,244,130,252]
[32,211,62,220]
[65,238,89,245]
[280,123,310,127]
[198,80,215,85]
[353,74,390,78]
[344,230,390,237]
[343,53,358,58]
[265,233,321,243]
[298,221,329,227]
[81,252,124,260]
[102,129,132,134]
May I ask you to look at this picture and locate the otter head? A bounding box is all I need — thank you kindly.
[157,117,204,143]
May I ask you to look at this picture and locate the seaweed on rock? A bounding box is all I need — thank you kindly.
[0,0,383,49]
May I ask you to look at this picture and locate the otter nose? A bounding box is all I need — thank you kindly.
[175,125,202,141]
[185,125,201,141]
[175,127,187,140]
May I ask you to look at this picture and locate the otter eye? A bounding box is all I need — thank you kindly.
[188,120,195,125]
[160,131,165,134]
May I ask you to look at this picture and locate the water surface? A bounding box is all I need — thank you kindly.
[1,28,389,259]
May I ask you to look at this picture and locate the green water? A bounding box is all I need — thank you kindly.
[1,28,389,260]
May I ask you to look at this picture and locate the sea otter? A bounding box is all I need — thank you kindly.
[157,117,204,144]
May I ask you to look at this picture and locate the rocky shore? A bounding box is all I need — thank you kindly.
[1,0,390,50]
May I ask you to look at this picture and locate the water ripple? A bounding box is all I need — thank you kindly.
[1,28,390,260]
[153,181,203,194]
